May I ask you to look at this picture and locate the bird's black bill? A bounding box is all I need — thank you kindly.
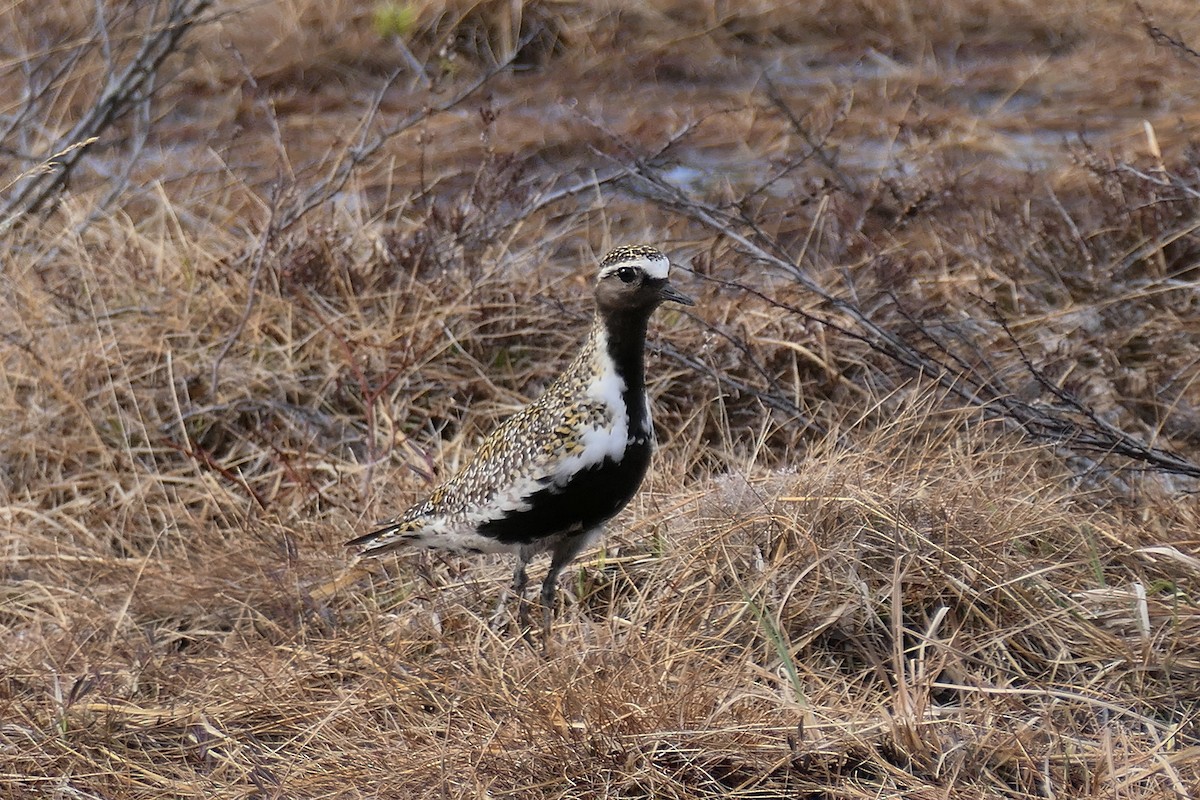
[658,280,694,306]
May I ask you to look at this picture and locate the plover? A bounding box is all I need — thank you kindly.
[348,245,693,641]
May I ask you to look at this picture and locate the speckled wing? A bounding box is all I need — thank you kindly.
[348,392,622,556]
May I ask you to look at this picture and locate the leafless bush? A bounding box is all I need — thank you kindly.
[609,116,1200,482]
[0,0,216,228]
[3,1,1200,798]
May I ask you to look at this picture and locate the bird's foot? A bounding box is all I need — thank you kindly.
[540,601,554,655]
[516,595,537,648]
[488,584,512,633]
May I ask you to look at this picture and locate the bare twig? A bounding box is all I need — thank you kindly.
[273,30,543,235]
[210,186,279,397]
[1139,2,1200,65]
[1,0,217,221]
[761,73,856,194]
[613,153,1200,479]
[993,309,1200,478]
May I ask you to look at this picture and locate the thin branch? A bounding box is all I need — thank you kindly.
[273,31,541,235]
[761,72,856,194]
[210,184,278,396]
[612,153,1200,479]
[1,0,217,220]
[1139,2,1200,65]
[994,309,1200,477]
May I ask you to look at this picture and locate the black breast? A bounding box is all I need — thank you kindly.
[477,438,653,545]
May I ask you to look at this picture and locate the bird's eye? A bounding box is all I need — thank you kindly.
[616,267,638,284]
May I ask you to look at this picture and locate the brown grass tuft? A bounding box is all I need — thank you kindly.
[3,0,1200,797]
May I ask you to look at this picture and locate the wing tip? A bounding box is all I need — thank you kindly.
[345,522,398,552]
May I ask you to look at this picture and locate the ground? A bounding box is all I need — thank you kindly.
[2,1,1200,798]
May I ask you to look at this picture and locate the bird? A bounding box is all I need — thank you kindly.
[347,244,693,643]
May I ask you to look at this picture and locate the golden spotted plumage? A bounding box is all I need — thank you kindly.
[378,329,615,535]
[346,244,693,642]
[600,244,664,267]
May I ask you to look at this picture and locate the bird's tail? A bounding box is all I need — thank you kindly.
[345,520,417,556]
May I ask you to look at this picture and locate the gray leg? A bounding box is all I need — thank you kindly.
[512,552,530,595]
[539,531,595,646]
[491,547,533,636]
[513,545,534,642]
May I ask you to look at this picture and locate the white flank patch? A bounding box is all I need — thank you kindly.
[488,478,541,517]
[439,529,521,554]
[598,251,671,280]
[410,517,520,555]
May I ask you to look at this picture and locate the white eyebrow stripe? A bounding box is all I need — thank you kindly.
[599,255,671,280]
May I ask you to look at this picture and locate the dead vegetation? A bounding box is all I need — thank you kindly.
[2,0,1200,797]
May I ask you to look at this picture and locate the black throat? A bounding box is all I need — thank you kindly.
[474,308,659,546]
[599,307,653,437]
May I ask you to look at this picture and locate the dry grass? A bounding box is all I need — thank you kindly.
[3,0,1200,797]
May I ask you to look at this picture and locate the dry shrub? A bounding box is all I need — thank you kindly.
[6,393,1195,797]
[5,187,1197,795]
[4,1,1200,798]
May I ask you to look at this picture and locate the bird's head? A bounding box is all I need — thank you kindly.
[594,244,694,314]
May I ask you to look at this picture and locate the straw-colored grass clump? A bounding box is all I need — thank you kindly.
[3,0,1200,797]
